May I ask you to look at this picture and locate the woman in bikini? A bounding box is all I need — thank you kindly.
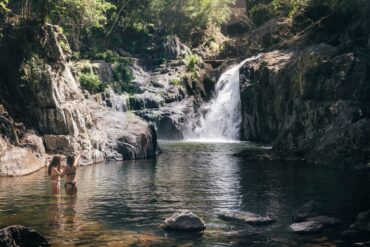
[48,156,63,195]
[64,154,81,195]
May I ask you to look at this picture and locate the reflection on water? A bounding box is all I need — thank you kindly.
[0,141,370,246]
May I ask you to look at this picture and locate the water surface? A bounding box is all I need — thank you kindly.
[0,141,369,246]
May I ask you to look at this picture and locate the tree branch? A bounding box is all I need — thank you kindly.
[105,0,131,37]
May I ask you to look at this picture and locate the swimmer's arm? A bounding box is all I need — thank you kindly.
[59,167,67,177]
[74,154,81,167]
[52,167,63,176]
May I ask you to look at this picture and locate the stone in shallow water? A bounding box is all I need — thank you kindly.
[290,221,323,233]
[0,225,50,247]
[306,215,340,226]
[350,210,370,232]
[218,211,275,226]
[292,200,323,223]
[342,209,370,240]
[162,210,206,231]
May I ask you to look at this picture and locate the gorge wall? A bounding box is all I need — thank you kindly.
[234,3,370,167]
[239,44,370,167]
[0,21,157,176]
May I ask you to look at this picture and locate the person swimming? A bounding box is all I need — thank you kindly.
[64,154,81,195]
[48,156,63,195]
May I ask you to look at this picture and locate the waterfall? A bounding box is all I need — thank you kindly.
[184,56,260,142]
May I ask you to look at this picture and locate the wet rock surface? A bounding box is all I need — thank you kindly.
[342,210,370,240]
[162,210,206,232]
[292,201,324,223]
[0,106,47,176]
[235,147,279,161]
[0,225,50,247]
[290,221,323,233]
[218,211,275,226]
[240,44,370,166]
[290,201,339,234]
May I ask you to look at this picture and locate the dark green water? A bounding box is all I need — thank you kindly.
[0,141,369,246]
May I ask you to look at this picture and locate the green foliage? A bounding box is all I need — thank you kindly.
[185,54,202,72]
[93,50,123,63]
[111,61,134,93]
[170,77,182,86]
[50,0,114,49]
[108,0,235,41]
[0,0,9,13]
[59,39,72,54]
[247,0,309,23]
[79,72,103,93]
[21,55,46,85]
[250,4,274,26]
[247,0,365,26]
[184,0,236,29]
[271,0,309,18]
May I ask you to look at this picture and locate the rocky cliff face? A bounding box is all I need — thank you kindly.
[0,22,157,175]
[240,44,370,166]
[0,105,47,176]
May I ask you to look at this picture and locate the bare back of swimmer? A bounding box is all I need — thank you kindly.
[64,154,81,195]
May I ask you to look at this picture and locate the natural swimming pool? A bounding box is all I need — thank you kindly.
[1,141,369,246]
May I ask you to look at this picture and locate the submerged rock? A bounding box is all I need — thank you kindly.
[306,215,340,226]
[235,147,279,161]
[0,225,50,247]
[342,209,370,240]
[290,221,323,233]
[350,210,370,232]
[292,201,323,223]
[290,201,339,234]
[218,211,275,225]
[162,210,206,232]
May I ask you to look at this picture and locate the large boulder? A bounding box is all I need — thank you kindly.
[0,107,46,176]
[162,210,206,232]
[350,210,370,232]
[218,211,275,226]
[161,36,191,60]
[292,201,324,223]
[129,92,165,111]
[0,225,50,247]
[91,60,113,83]
[343,209,370,239]
[306,215,340,226]
[135,106,186,140]
[93,101,157,160]
[290,221,323,233]
[290,201,339,234]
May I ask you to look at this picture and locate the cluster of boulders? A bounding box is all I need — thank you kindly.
[0,23,158,175]
[2,206,369,245]
[160,202,370,247]
[161,209,275,232]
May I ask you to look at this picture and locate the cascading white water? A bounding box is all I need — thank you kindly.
[185,56,260,142]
